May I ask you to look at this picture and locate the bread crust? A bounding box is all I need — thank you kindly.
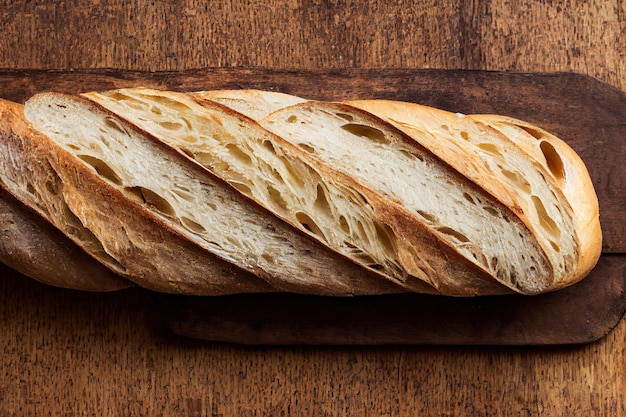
[0,186,131,291]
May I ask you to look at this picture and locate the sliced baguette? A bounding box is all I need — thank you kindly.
[0,184,131,291]
[197,89,600,292]
[83,88,445,294]
[22,93,406,296]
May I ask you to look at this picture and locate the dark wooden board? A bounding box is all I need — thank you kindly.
[1,68,624,345]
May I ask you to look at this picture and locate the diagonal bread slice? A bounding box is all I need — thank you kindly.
[84,88,497,295]
[0,184,131,291]
[21,93,407,296]
[192,89,308,120]
[348,100,601,290]
[196,89,600,293]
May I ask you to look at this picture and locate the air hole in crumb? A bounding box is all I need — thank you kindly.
[540,140,565,180]
[477,143,503,157]
[229,181,253,196]
[399,149,424,162]
[295,212,325,240]
[550,240,561,252]
[501,168,532,193]
[374,222,397,255]
[339,215,350,234]
[44,180,58,196]
[490,256,499,270]
[210,114,224,127]
[104,116,129,136]
[286,115,298,123]
[124,186,176,217]
[416,210,437,223]
[336,112,354,122]
[460,131,469,140]
[77,155,123,186]
[267,185,288,210]
[226,143,253,165]
[463,192,476,205]
[181,216,206,235]
[158,121,184,131]
[518,125,544,140]
[531,195,560,237]
[436,226,470,243]
[482,206,500,217]
[340,123,387,144]
[314,183,332,216]
[263,140,277,154]
[298,143,316,153]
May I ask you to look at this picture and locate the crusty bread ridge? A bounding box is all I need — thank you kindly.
[0,185,131,291]
[21,93,408,296]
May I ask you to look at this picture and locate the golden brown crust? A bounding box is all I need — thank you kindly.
[0,186,131,291]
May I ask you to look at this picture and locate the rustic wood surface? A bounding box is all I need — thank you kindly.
[0,1,624,415]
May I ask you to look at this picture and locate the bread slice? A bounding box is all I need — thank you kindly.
[83,88,442,294]
[21,93,406,296]
[196,89,600,293]
[192,89,307,120]
[0,184,131,291]
[349,100,601,290]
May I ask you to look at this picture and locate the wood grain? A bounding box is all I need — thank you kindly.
[0,68,623,346]
[0,0,624,415]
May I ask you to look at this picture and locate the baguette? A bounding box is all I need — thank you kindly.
[0,185,130,291]
[19,93,407,296]
[0,87,601,297]
[194,89,600,294]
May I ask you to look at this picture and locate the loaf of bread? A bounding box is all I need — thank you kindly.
[0,88,602,296]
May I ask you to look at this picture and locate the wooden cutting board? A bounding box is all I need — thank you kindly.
[1,68,624,345]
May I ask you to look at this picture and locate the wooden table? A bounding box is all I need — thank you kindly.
[1,1,624,415]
